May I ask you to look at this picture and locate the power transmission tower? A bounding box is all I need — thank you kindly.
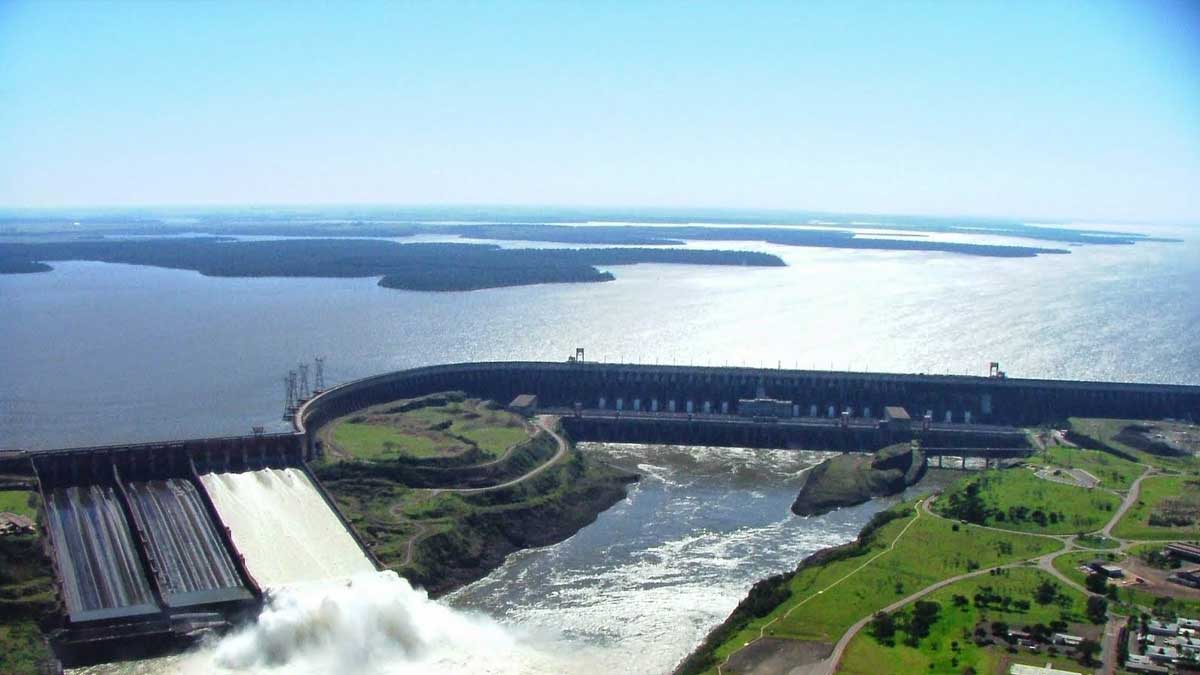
[298,363,310,399]
[314,357,326,391]
[284,374,295,415]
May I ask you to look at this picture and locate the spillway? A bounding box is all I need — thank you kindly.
[124,479,252,607]
[199,468,374,588]
[44,485,158,622]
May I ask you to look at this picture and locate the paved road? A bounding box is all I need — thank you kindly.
[389,415,570,565]
[442,415,569,494]
[811,500,1073,675]
[1102,465,1154,538]
[1099,614,1128,675]
[739,462,1177,675]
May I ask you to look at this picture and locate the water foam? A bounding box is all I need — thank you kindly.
[73,571,593,675]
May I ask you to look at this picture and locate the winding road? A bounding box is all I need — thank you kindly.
[388,415,570,566]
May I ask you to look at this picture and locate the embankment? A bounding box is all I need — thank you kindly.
[673,507,908,675]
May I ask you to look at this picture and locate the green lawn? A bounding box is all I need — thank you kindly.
[704,501,1061,671]
[331,421,442,459]
[0,491,37,520]
[839,568,1093,675]
[1030,445,1143,491]
[1112,475,1200,540]
[935,467,1121,535]
[327,396,528,461]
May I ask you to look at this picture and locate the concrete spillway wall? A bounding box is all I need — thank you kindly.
[42,484,160,623]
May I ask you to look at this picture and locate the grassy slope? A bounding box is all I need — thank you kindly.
[0,493,55,674]
[1112,475,1200,540]
[1069,418,1195,471]
[1029,445,1143,491]
[935,468,1120,535]
[839,568,1092,675]
[700,501,1060,672]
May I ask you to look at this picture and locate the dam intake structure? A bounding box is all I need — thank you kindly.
[200,468,376,589]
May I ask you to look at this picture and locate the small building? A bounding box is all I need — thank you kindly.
[1171,568,1200,588]
[1009,663,1082,675]
[1052,633,1083,646]
[508,394,538,415]
[1125,654,1170,674]
[1179,617,1200,630]
[1166,542,1200,563]
[1087,560,1124,578]
[1147,620,1180,637]
[0,512,35,536]
[1145,645,1179,662]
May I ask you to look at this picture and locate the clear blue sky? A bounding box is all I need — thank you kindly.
[1,1,1197,223]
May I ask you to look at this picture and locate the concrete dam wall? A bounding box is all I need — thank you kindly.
[296,361,1200,453]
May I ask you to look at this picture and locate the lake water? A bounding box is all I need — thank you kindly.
[2,222,1196,450]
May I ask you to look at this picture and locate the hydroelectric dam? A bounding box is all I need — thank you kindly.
[2,359,1198,666]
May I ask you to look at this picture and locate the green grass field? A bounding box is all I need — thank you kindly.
[702,501,1061,672]
[1030,445,1143,491]
[839,568,1093,675]
[0,491,37,520]
[328,396,528,461]
[1112,475,1200,540]
[1069,418,1197,472]
[935,468,1121,535]
[331,422,443,459]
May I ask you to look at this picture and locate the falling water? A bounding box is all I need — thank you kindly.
[198,468,375,589]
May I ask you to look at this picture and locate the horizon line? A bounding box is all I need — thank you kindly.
[1,200,1197,229]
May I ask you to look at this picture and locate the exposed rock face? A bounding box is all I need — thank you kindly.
[790,444,926,517]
